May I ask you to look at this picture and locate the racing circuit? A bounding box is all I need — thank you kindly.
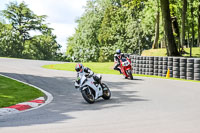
[0,58,200,133]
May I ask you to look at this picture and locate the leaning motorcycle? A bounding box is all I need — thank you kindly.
[119,57,133,80]
[74,73,111,104]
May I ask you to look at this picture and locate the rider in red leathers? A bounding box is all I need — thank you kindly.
[113,49,127,74]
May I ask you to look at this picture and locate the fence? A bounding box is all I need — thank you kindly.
[129,55,200,81]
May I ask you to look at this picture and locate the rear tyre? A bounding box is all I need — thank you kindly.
[102,83,111,100]
[128,70,133,80]
[81,87,95,104]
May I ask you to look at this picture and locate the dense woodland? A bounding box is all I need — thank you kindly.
[66,0,200,62]
[0,2,62,60]
[0,0,200,61]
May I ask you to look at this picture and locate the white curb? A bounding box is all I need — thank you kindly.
[0,108,20,115]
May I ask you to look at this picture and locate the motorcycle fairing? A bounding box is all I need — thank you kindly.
[79,75,103,99]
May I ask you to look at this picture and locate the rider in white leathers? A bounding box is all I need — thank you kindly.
[75,63,102,86]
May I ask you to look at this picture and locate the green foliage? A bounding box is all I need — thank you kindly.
[66,0,151,62]
[0,1,61,60]
[66,0,106,62]
[0,23,24,57]
[24,34,60,60]
[66,0,200,62]
[169,0,200,45]
[2,2,47,41]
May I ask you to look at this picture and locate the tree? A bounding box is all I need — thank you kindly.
[1,1,61,60]
[66,0,151,62]
[152,0,160,49]
[66,0,109,62]
[65,0,200,61]
[0,22,24,57]
[24,33,60,60]
[160,0,180,56]
[2,2,47,41]
[198,3,200,47]
[181,0,187,51]
[190,0,194,56]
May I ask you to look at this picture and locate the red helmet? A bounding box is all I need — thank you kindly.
[75,63,83,72]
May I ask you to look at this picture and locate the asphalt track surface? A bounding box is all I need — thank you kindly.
[0,58,200,133]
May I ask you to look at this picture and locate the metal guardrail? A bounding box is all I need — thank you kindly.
[129,55,200,81]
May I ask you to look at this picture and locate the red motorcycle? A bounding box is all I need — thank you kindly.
[119,57,133,80]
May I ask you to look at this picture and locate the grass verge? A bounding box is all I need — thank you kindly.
[0,75,44,108]
[43,62,200,83]
[43,62,120,75]
[142,47,200,57]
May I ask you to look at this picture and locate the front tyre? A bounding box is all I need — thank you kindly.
[81,87,95,104]
[102,83,111,100]
[128,70,133,80]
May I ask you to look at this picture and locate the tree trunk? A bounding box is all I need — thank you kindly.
[165,34,170,56]
[171,17,181,52]
[198,4,200,47]
[186,9,190,48]
[160,0,179,56]
[190,0,194,57]
[152,0,160,49]
[187,31,190,48]
[181,0,187,51]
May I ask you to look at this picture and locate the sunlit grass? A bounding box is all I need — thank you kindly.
[43,62,200,83]
[43,62,120,75]
[142,47,200,57]
[0,76,44,108]
[142,48,167,56]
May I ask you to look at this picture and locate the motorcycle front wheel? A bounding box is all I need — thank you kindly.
[101,83,111,100]
[81,87,95,104]
[128,70,133,80]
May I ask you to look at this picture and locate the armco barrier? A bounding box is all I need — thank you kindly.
[130,55,200,81]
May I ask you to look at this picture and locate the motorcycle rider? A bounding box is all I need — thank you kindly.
[113,49,127,74]
[75,63,102,86]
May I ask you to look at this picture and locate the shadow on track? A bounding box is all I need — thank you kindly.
[0,72,148,127]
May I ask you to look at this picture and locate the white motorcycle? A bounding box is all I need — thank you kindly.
[75,73,111,104]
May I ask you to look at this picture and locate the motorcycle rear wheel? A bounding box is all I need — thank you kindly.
[81,87,95,104]
[102,83,111,100]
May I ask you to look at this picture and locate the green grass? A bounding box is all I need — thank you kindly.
[142,49,167,56]
[43,62,120,75]
[0,76,44,108]
[43,62,200,83]
[142,47,200,57]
